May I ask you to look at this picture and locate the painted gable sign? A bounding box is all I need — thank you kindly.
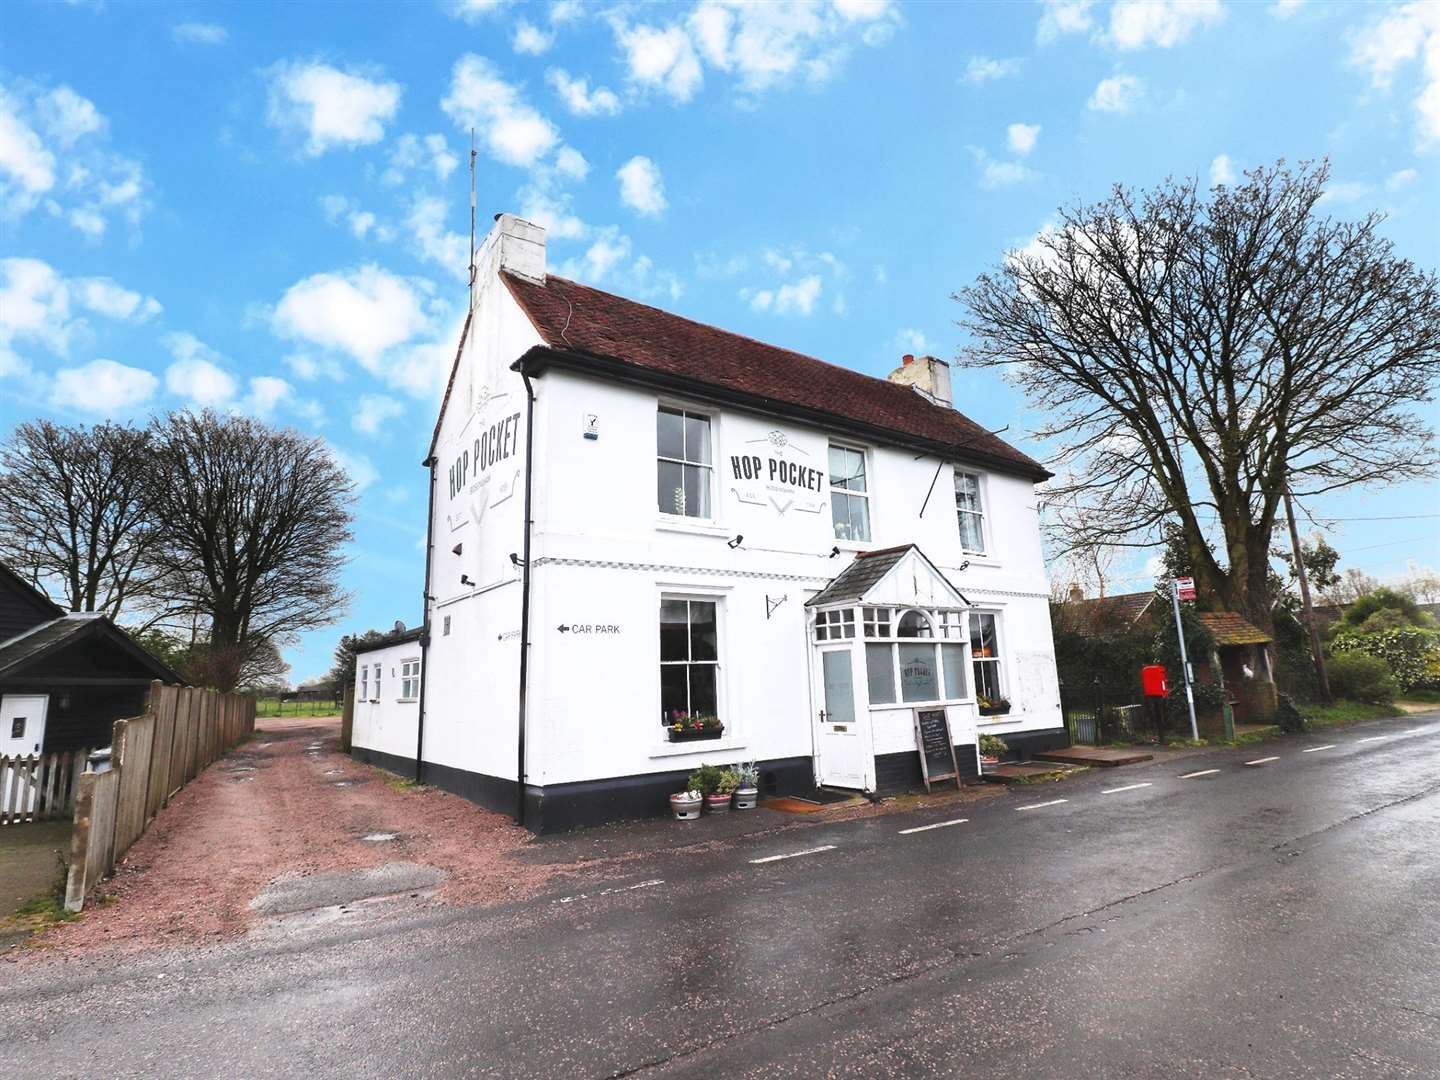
[727,428,826,518]
[445,383,523,535]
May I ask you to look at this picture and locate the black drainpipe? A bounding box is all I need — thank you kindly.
[414,453,438,783]
[515,370,537,825]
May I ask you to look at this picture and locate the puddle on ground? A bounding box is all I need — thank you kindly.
[361,832,400,843]
[228,776,254,784]
[227,765,257,773]
[331,780,359,788]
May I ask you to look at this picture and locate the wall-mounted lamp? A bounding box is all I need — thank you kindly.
[727,534,744,549]
[451,542,463,556]
[828,546,841,559]
[460,574,475,586]
[957,560,971,573]
[509,552,526,568]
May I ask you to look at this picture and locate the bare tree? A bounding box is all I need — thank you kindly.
[959,160,1440,631]
[145,411,355,692]
[0,420,158,616]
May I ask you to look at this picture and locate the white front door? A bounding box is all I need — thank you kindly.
[1,694,47,757]
[814,646,869,790]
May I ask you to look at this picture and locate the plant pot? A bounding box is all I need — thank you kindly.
[704,793,732,814]
[668,727,724,743]
[732,786,758,810]
[670,794,702,821]
[980,755,1000,766]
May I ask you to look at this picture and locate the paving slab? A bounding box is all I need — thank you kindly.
[1034,746,1155,767]
[250,861,447,916]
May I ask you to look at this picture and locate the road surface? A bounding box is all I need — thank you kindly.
[2,712,1437,1078]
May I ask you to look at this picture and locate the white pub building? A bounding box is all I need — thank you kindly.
[350,214,1064,832]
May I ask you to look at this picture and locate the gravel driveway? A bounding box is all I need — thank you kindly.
[22,716,561,957]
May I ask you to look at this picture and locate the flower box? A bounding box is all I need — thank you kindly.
[978,697,1012,717]
[667,726,724,743]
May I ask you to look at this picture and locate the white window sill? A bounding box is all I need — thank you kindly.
[655,517,729,538]
[649,738,749,759]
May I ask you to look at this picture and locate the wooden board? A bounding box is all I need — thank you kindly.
[913,708,961,792]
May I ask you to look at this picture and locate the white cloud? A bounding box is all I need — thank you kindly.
[893,327,931,354]
[1006,122,1041,155]
[384,132,459,185]
[172,21,229,45]
[0,87,57,210]
[164,332,238,407]
[550,0,583,23]
[1088,74,1144,113]
[446,0,509,20]
[546,69,623,116]
[518,185,588,241]
[970,148,1038,189]
[52,358,157,414]
[1037,0,1094,43]
[406,195,469,277]
[1350,2,1440,148]
[1318,179,1372,205]
[1386,167,1419,190]
[246,376,292,419]
[616,155,667,216]
[272,265,431,371]
[514,20,555,55]
[320,194,385,240]
[618,23,704,103]
[328,445,379,492]
[1209,152,1236,186]
[962,56,1022,84]
[353,393,405,435]
[283,351,345,383]
[442,54,560,167]
[37,87,104,146]
[746,274,823,316]
[1107,0,1224,50]
[74,277,162,321]
[1271,0,1303,17]
[554,146,590,182]
[267,61,402,156]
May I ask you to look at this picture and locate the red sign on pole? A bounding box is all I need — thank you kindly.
[1175,577,1197,602]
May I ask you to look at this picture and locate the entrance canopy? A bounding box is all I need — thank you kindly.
[805,545,968,612]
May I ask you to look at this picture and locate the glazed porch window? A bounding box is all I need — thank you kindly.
[660,597,719,726]
[657,406,713,518]
[829,444,871,542]
[864,608,969,706]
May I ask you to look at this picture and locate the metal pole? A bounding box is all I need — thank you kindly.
[1172,582,1199,741]
[1284,485,1332,703]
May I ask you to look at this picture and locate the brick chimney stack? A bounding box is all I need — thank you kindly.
[886,354,952,406]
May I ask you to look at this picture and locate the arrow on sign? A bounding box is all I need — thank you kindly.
[557,624,570,633]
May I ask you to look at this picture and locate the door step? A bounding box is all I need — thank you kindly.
[1034,747,1154,767]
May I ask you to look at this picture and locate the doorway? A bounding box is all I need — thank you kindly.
[813,646,870,790]
[1,695,47,758]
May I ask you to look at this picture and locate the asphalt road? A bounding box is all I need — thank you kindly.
[3,712,1438,1079]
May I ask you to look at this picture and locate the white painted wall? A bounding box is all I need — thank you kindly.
[352,641,421,762]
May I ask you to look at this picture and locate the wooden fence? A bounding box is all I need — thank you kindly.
[65,682,255,912]
[0,750,88,825]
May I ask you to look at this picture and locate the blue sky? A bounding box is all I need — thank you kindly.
[3,0,1438,684]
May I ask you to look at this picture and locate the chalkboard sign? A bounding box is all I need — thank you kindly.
[914,708,961,792]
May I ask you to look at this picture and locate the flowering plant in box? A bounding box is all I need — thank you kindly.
[977,696,1011,717]
[666,711,724,741]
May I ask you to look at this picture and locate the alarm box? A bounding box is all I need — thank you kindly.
[1141,664,1169,698]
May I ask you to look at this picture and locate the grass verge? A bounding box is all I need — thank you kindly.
[1302,700,1403,727]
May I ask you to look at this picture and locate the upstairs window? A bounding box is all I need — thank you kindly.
[399,658,421,701]
[829,444,871,542]
[657,406,713,518]
[359,665,368,700]
[954,470,986,553]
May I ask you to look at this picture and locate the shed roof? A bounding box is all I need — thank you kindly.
[0,613,184,684]
[353,625,424,655]
[1196,611,1273,646]
[1064,591,1158,634]
[500,272,1050,482]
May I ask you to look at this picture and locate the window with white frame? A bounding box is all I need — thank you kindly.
[954,470,986,553]
[372,662,382,701]
[970,612,1004,702]
[657,406,713,519]
[814,608,856,641]
[359,664,368,699]
[862,608,969,706]
[828,444,871,542]
[399,658,421,701]
[660,597,720,726]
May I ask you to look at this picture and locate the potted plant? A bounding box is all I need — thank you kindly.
[731,761,760,810]
[686,764,730,814]
[669,787,702,820]
[667,712,725,742]
[979,734,1009,766]
[978,695,1012,717]
[710,767,741,813]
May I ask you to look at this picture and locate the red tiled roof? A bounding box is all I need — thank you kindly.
[1061,591,1158,635]
[501,272,1049,479]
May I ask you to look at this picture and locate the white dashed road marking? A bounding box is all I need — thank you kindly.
[1180,769,1220,779]
[1245,757,1280,766]
[1357,736,1387,743]
[1016,799,1068,812]
[556,879,665,904]
[1101,782,1152,795]
[898,818,969,835]
[1302,745,1337,753]
[750,845,837,865]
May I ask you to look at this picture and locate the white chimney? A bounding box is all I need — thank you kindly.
[886,354,952,407]
[476,212,546,285]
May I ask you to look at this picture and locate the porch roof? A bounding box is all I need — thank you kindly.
[1195,611,1273,646]
[805,544,968,609]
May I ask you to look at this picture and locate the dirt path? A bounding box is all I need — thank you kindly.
[27,718,562,956]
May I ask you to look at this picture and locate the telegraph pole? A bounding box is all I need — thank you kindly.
[1284,484,1332,703]
[468,127,477,314]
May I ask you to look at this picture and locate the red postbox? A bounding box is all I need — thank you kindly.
[1142,664,1169,698]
